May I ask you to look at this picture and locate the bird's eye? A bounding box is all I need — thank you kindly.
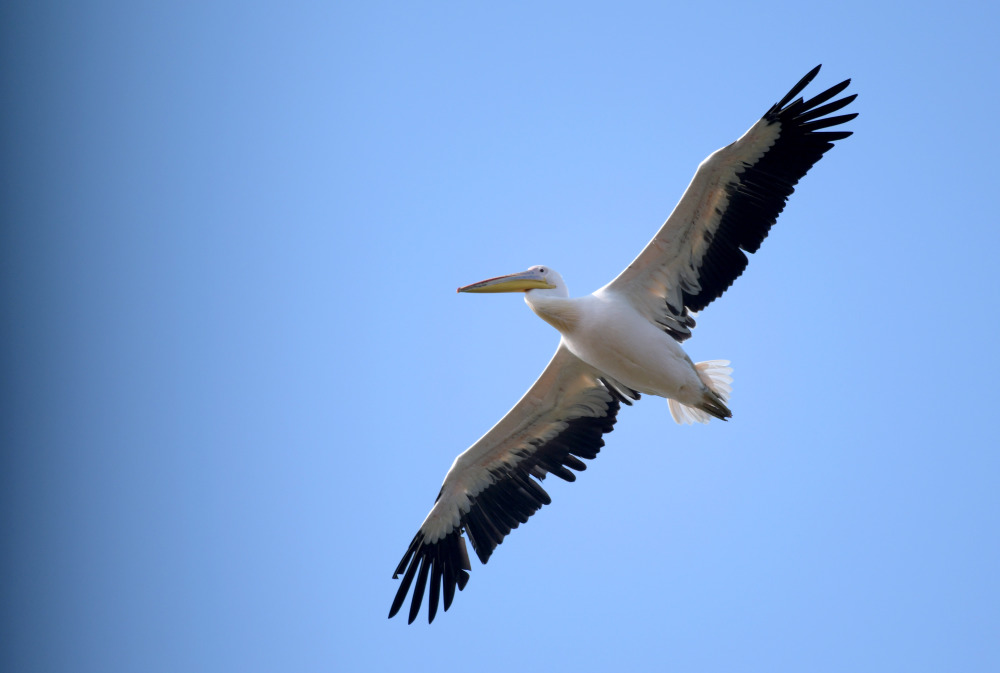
[539,267,546,273]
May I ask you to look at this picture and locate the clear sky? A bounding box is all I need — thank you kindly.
[3,2,999,672]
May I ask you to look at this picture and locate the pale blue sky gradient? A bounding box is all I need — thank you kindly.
[3,2,999,672]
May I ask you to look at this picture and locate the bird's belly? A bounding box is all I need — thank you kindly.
[564,310,701,401]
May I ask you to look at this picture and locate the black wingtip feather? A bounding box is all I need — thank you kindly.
[817,130,853,142]
[799,79,851,111]
[390,530,472,624]
[774,64,821,110]
[390,392,622,624]
[388,535,423,619]
[796,94,856,124]
[803,112,858,131]
[427,552,441,623]
[407,555,431,624]
[682,66,856,313]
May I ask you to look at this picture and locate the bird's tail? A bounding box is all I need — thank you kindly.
[668,360,733,425]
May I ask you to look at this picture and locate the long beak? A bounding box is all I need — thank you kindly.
[457,268,555,293]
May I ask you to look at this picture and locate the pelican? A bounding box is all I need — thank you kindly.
[389,65,856,624]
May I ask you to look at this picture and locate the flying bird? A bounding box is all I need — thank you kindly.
[389,65,856,624]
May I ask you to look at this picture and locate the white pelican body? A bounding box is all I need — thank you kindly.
[524,275,730,423]
[389,66,857,624]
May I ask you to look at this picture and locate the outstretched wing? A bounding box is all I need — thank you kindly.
[388,344,636,624]
[600,65,857,341]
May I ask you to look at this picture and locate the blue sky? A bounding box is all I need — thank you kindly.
[3,2,999,672]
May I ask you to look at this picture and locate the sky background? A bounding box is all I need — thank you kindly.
[3,2,999,672]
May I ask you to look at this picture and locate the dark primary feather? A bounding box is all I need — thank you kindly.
[388,529,471,624]
[682,65,857,313]
[388,394,621,624]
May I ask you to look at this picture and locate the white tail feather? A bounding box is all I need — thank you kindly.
[668,360,733,425]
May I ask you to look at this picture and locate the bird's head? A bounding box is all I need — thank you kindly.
[457,265,566,296]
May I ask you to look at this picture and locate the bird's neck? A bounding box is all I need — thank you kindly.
[524,293,579,334]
